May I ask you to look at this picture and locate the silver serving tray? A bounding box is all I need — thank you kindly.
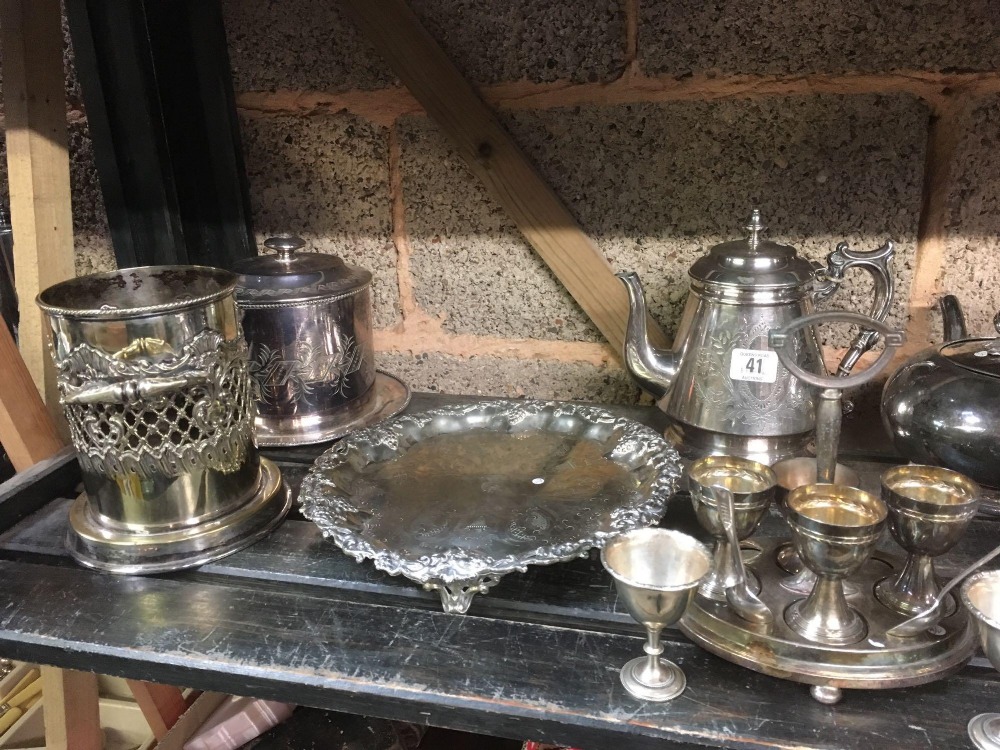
[299,400,682,612]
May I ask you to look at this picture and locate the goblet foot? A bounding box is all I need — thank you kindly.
[874,575,957,617]
[619,655,687,702]
[969,713,1000,750]
[785,597,867,646]
[809,685,842,705]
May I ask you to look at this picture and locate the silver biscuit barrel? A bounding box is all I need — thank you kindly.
[233,235,408,446]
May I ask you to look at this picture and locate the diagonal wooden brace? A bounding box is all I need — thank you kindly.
[340,0,670,357]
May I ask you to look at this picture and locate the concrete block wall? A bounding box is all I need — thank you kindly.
[24,1,1000,403]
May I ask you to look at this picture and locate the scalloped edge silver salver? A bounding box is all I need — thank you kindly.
[299,400,682,613]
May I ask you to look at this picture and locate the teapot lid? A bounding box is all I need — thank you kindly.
[232,235,371,306]
[940,311,1000,377]
[688,210,818,291]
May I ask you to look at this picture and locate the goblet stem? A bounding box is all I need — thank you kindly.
[878,553,938,614]
[700,538,736,601]
[618,625,688,701]
[780,548,863,599]
[786,575,867,645]
[644,626,666,680]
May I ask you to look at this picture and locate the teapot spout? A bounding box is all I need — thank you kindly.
[617,272,678,400]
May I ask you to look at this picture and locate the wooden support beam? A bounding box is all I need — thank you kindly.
[127,679,191,739]
[1,0,77,410]
[340,0,670,356]
[0,321,63,471]
[155,692,229,750]
[41,667,102,750]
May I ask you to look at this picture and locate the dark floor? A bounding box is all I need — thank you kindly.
[246,706,528,750]
[421,727,523,750]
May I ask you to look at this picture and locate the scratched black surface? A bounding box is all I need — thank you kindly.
[0,394,996,750]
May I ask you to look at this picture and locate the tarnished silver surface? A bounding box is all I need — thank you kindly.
[962,570,1000,749]
[300,400,682,613]
[876,465,981,616]
[888,541,1000,638]
[680,537,976,699]
[713,484,774,624]
[58,330,255,480]
[67,457,292,574]
[234,235,378,446]
[784,484,887,646]
[253,370,411,447]
[768,313,902,599]
[688,456,775,603]
[618,210,897,464]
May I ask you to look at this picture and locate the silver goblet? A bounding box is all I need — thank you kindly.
[772,456,861,595]
[601,528,712,701]
[784,484,886,645]
[688,456,776,601]
[962,570,1000,749]
[876,464,980,615]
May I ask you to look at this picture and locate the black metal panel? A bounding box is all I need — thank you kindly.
[65,0,255,269]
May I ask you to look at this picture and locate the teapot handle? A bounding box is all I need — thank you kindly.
[813,240,895,376]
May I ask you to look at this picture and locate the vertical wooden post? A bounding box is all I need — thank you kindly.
[127,679,190,739]
[0,321,63,470]
[1,0,77,411]
[41,667,103,750]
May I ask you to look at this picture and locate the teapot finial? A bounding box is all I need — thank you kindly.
[745,209,766,252]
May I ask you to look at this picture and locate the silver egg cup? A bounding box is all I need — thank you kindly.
[876,465,981,615]
[601,528,712,702]
[688,456,776,601]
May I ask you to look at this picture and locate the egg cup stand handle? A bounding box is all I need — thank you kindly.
[814,389,842,484]
[812,241,896,376]
[770,311,904,480]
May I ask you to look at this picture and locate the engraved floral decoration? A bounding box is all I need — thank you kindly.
[249,337,365,407]
[692,319,813,430]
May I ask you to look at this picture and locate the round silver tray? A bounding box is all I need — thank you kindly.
[299,400,682,612]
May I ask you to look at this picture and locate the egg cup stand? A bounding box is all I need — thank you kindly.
[679,311,975,704]
[680,538,976,705]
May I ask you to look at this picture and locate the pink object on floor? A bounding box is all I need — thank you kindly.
[184,696,295,750]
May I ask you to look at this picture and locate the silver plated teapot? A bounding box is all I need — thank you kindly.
[882,295,1000,489]
[618,210,895,463]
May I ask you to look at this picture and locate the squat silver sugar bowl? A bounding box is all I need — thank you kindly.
[37,266,292,574]
[233,235,394,446]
